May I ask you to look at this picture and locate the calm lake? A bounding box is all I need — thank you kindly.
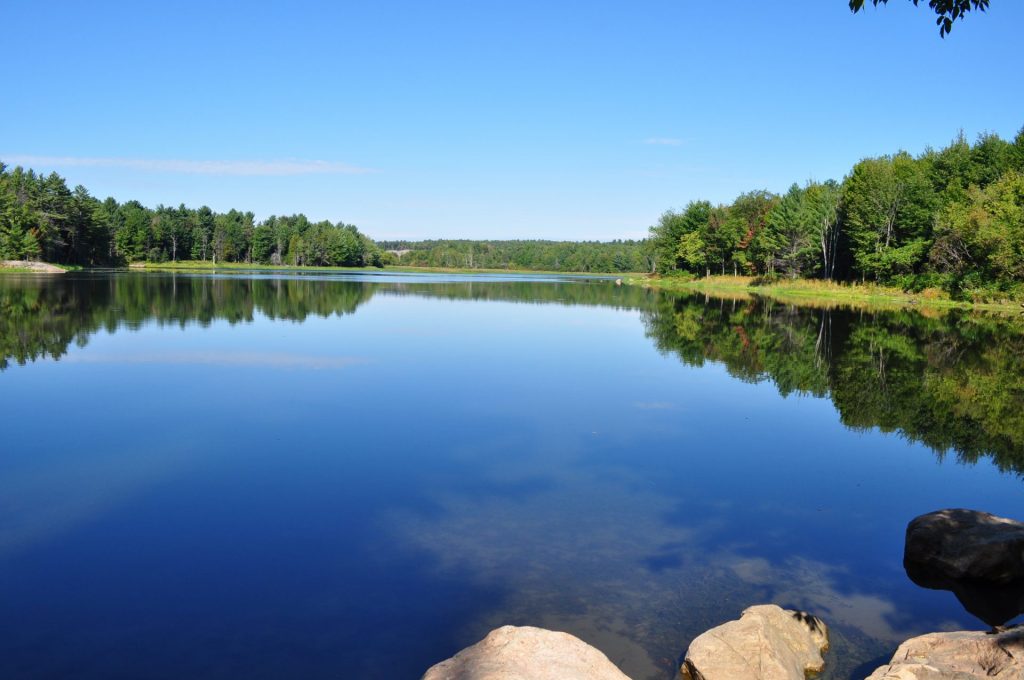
[1,271,1021,679]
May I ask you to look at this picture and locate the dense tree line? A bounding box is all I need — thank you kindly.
[378,239,651,273]
[0,163,384,268]
[649,128,1024,300]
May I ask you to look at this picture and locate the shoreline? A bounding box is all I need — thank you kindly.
[624,274,1024,314]
[9,260,1024,314]
[129,261,640,277]
[0,260,71,274]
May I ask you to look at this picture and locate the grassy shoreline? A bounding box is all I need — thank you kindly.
[625,274,1024,313]
[130,260,638,277]
[11,260,1022,313]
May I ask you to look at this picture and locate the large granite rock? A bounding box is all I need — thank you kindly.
[865,627,1023,679]
[421,625,631,680]
[680,604,828,680]
[904,509,1024,628]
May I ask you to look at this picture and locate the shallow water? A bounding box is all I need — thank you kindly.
[0,271,1021,679]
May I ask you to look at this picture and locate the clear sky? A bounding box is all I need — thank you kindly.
[2,1,1022,241]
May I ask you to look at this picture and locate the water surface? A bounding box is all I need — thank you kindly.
[1,271,1021,679]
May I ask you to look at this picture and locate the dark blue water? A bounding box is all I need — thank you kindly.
[0,272,1021,679]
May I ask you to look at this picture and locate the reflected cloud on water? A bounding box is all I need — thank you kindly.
[381,425,937,679]
[64,352,369,370]
[0,444,193,558]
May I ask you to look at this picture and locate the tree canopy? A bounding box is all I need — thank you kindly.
[0,163,384,269]
[649,126,1024,301]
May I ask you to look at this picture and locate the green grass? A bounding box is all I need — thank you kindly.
[625,274,1024,313]
[131,260,640,277]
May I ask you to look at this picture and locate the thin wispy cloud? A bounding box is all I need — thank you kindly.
[642,137,683,146]
[0,155,375,176]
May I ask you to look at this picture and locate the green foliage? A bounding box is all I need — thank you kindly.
[1,201,38,260]
[0,162,382,269]
[849,0,990,36]
[932,171,1024,297]
[651,127,1022,299]
[648,201,712,274]
[766,184,824,278]
[842,153,936,281]
[381,238,649,273]
[676,231,707,271]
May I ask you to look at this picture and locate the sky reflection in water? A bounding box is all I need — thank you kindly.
[0,272,1021,679]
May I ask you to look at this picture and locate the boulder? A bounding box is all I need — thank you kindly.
[680,604,828,680]
[865,627,1023,679]
[904,509,1024,628]
[421,625,631,680]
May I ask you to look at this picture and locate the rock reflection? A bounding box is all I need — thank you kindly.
[903,509,1024,630]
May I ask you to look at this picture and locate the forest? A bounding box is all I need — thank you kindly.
[648,128,1024,301]
[0,161,647,273]
[377,239,651,273]
[0,163,384,268]
[4,125,1024,291]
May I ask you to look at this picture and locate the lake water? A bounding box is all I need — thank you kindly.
[1,271,1021,679]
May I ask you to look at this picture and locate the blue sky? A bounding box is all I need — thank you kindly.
[2,1,1022,240]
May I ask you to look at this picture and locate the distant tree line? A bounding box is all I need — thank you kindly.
[649,128,1024,300]
[378,239,652,273]
[0,163,384,268]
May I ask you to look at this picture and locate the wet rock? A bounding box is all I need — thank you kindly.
[680,604,828,680]
[904,509,1024,628]
[865,627,1024,679]
[421,625,631,680]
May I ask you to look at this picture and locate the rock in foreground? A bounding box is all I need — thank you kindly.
[681,604,828,680]
[865,627,1023,679]
[904,508,1024,627]
[422,625,631,680]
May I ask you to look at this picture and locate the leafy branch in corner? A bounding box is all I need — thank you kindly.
[850,0,990,36]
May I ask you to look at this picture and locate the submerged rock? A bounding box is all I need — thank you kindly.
[904,509,1024,628]
[865,627,1024,679]
[680,604,828,680]
[421,625,631,680]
